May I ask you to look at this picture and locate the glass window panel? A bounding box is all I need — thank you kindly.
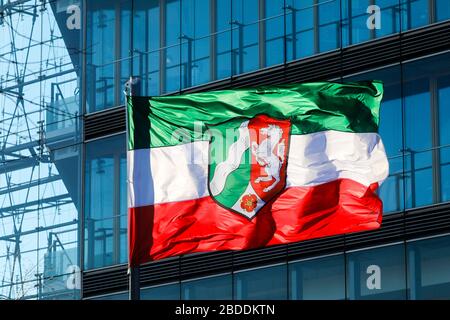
[347,244,407,300]
[182,274,232,300]
[318,0,340,52]
[86,1,115,111]
[215,0,232,80]
[342,0,371,46]
[439,75,450,203]
[133,0,160,96]
[403,75,432,208]
[401,0,430,31]
[84,134,127,269]
[86,0,132,112]
[1,137,81,299]
[375,0,401,37]
[90,291,129,300]
[286,0,315,60]
[234,264,287,300]
[181,0,211,88]
[436,0,450,21]
[142,283,181,300]
[407,235,450,299]
[164,0,181,93]
[289,254,345,300]
[264,0,284,67]
[41,274,81,300]
[232,0,259,75]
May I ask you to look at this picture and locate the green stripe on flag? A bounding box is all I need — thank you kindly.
[127,81,383,150]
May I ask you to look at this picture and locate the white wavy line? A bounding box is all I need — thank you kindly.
[210,120,250,196]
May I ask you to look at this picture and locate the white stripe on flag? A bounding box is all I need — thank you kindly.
[128,131,389,208]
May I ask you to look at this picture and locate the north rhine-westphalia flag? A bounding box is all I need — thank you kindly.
[127,82,389,266]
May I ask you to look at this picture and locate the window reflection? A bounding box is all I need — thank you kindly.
[347,244,407,300]
[86,0,132,112]
[289,254,345,300]
[232,0,260,74]
[408,235,450,299]
[84,0,449,112]
[84,134,127,269]
[182,274,232,300]
[142,283,180,300]
[234,264,287,300]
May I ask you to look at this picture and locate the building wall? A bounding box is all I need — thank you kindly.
[0,0,450,300]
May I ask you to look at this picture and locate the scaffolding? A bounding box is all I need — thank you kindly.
[0,0,81,300]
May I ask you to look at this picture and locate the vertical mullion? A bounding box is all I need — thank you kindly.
[114,1,121,106]
[283,0,287,64]
[258,0,265,68]
[430,78,441,204]
[313,0,319,54]
[370,0,376,40]
[179,0,183,92]
[113,153,120,264]
[429,0,436,23]
[160,0,166,94]
[210,0,217,81]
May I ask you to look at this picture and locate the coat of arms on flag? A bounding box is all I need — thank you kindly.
[127,81,389,266]
[208,115,291,218]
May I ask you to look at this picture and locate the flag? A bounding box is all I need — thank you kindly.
[127,81,389,266]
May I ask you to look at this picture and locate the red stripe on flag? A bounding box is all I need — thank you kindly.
[128,178,382,266]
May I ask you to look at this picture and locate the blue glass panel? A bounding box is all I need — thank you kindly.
[234,264,287,300]
[86,0,132,112]
[403,79,432,208]
[401,0,430,30]
[289,254,345,300]
[90,291,128,300]
[318,0,340,52]
[41,274,81,300]
[182,274,232,300]
[164,0,181,93]
[181,0,211,88]
[264,0,284,67]
[374,0,401,37]
[216,0,232,80]
[232,0,259,74]
[133,0,160,96]
[142,283,181,300]
[347,244,407,300]
[86,1,116,111]
[438,75,450,202]
[407,235,450,299]
[436,0,450,21]
[84,134,127,269]
[286,0,315,60]
[342,0,371,46]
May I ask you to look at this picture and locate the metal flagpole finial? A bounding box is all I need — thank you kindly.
[124,76,142,97]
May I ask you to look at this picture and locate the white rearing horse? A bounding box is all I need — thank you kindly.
[251,124,286,193]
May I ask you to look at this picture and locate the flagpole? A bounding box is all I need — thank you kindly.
[126,76,141,301]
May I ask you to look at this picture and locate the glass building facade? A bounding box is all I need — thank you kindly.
[0,0,450,300]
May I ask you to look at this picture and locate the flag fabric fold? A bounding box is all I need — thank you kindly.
[127,81,389,266]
